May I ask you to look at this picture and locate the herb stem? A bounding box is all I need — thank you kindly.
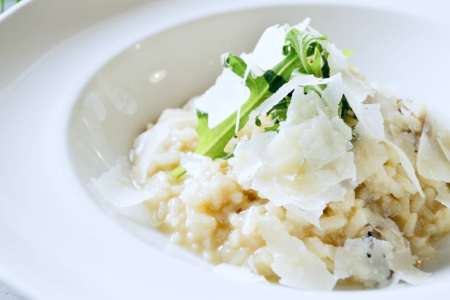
[194,52,299,158]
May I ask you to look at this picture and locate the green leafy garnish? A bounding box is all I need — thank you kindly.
[170,165,186,180]
[224,54,247,77]
[194,28,334,160]
[284,28,329,78]
[169,25,359,180]
[171,26,348,180]
[265,96,291,132]
[263,70,288,93]
[194,52,301,159]
[338,95,358,128]
[166,24,362,183]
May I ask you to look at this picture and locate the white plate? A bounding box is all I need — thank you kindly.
[1,0,450,299]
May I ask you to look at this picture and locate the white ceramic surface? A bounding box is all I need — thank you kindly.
[1,1,450,299]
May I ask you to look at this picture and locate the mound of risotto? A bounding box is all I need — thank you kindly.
[93,19,450,290]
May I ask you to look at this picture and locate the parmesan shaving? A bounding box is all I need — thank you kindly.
[91,159,152,208]
[194,68,250,128]
[254,74,335,117]
[353,137,388,184]
[342,75,385,140]
[259,216,336,290]
[130,109,196,183]
[231,88,355,226]
[385,140,424,197]
[417,121,450,182]
[241,25,289,75]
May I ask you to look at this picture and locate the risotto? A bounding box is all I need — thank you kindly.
[93,19,450,290]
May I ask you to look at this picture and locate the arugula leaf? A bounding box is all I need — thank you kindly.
[284,28,329,78]
[194,52,300,159]
[264,96,291,132]
[224,55,247,77]
[338,95,358,128]
[193,28,336,160]
[338,95,350,118]
[170,25,358,180]
[263,70,288,93]
[170,165,186,179]
[196,111,209,136]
